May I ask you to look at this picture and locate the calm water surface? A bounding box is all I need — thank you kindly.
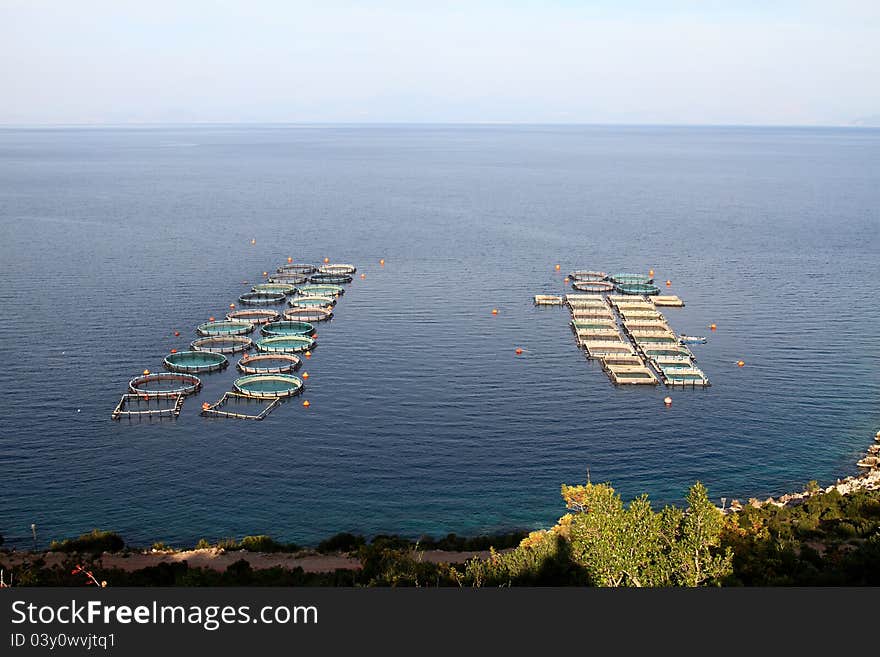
[0,124,878,547]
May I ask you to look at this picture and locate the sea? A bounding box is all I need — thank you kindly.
[0,124,878,548]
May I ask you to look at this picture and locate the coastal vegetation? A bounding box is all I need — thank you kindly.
[3,482,879,587]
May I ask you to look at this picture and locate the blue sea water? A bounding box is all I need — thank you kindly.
[0,124,878,548]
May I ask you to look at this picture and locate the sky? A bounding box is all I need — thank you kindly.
[1,0,879,125]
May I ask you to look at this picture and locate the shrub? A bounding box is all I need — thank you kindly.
[317,532,366,553]
[49,530,124,554]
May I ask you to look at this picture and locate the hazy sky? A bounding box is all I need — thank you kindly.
[2,0,879,125]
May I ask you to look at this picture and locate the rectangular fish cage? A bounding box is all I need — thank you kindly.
[200,392,280,420]
[652,295,685,307]
[112,393,184,421]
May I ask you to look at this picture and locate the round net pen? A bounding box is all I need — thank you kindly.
[233,373,305,399]
[318,263,357,275]
[614,283,661,296]
[237,353,301,374]
[610,273,654,285]
[288,295,336,308]
[268,272,309,285]
[191,335,253,353]
[572,280,614,292]
[569,270,607,281]
[238,291,287,306]
[196,320,254,337]
[261,320,316,337]
[309,273,353,284]
[294,284,344,298]
[164,350,228,374]
[255,335,315,353]
[277,263,315,274]
[284,306,333,322]
[129,372,201,397]
[252,282,297,295]
[227,309,280,325]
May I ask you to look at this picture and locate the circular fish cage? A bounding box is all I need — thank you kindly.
[288,295,336,308]
[572,280,614,292]
[268,272,309,285]
[319,263,357,275]
[570,270,607,281]
[226,308,280,325]
[294,284,344,298]
[255,335,315,353]
[615,283,661,296]
[190,335,253,353]
[252,282,297,295]
[610,273,654,285]
[309,273,353,284]
[237,353,301,375]
[233,373,304,399]
[196,320,254,337]
[163,350,228,374]
[284,306,333,322]
[129,372,201,397]
[261,320,316,337]
[238,291,287,306]
[277,263,315,274]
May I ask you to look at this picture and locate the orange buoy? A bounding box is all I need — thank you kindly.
[209,316,215,322]
[515,348,523,355]
[229,303,235,309]
[710,324,717,331]
[737,360,745,367]
[251,239,256,245]
[304,351,312,359]
[323,257,330,263]
[202,402,210,409]
[170,349,177,354]
[302,400,310,408]
[262,271,268,277]
[664,396,672,406]
[287,257,293,263]
[563,277,570,284]
[555,264,561,271]
[143,369,150,376]
[666,280,672,287]
[379,259,385,266]
[302,372,309,379]
[491,308,498,315]
[174,331,180,337]
[360,273,366,279]
[312,333,318,339]
[649,269,654,277]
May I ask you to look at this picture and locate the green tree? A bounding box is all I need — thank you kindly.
[664,482,732,586]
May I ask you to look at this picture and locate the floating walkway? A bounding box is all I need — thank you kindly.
[112,393,184,421]
[533,267,707,387]
[201,392,280,421]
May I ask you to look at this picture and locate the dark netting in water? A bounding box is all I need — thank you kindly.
[237,353,301,374]
[255,335,315,353]
[610,273,654,284]
[226,309,279,324]
[163,350,228,374]
[268,272,309,285]
[569,270,606,281]
[252,282,297,295]
[128,372,201,397]
[277,263,315,274]
[309,273,353,284]
[196,320,254,337]
[284,306,333,322]
[260,320,316,337]
[233,373,304,398]
[239,291,287,306]
[294,284,344,297]
[288,295,336,308]
[200,392,280,420]
[614,283,660,295]
[190,335,253,353]
[318,263,357,275]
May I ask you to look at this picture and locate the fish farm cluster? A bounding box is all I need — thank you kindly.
[533,270,709,387]
[111,262,357,421]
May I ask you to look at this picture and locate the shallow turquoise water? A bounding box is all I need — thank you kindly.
[0,124,878,548]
